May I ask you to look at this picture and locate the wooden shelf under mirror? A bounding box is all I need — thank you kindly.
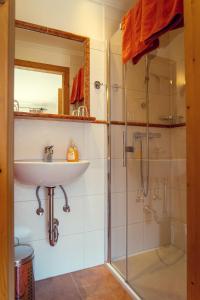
[14,112,96,123]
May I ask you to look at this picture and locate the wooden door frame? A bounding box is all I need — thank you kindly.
[0,1,200,300]
[185,0,200,299]
[0,0,15,299]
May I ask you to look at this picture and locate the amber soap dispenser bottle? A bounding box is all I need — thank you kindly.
[67,141,79,162]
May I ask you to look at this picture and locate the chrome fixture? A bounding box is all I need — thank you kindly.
[14,100,20,112]
[159,114,184,124]
[94,80,103,89]
[44,145,54,162]
[59,185,71,213]
[36,186,44,216]
[134,132,161,140]
[48,187,59,247]
[35,184,70,246]
[29,107,47,113]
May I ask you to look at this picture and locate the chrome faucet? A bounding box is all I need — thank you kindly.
[14,99,20,112]
[44,145,54,162]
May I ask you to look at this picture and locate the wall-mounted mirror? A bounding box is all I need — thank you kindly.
[14,20,90,119]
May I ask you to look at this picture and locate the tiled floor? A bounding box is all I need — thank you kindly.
[36,265,132,300]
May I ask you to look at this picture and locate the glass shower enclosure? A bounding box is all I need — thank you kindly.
[108,28,187,300]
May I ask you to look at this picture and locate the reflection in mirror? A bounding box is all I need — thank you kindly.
[14,60,69,114]
[14,22,90,118]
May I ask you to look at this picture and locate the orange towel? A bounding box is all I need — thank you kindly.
[122,1,159,64]
[78,67,84,102]
[70,74,79,104]
[70,67,84,104]
[141,0,184,43]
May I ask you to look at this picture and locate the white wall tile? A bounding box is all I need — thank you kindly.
[128,192,143,224]
[111,192,126,228]
[31,234,84,280]
[15,200,48,242]
[128,223,143,255]
[14,119,85,161]
[111,159,126,193]
[143,221,160,250]
[111,87,125,122]
[55,196,84,236]
[111,226,126,259]
[16,0,104,41]
[90,84,107,120]
[84,230,105,268]
[110,53,123,87]
[90,49,105,84]
[111,125,124,159]
[84,195,105,231]
[83,124,107,159]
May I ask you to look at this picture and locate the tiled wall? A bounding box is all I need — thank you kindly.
[14,120,107,280]
[14,0,127,280]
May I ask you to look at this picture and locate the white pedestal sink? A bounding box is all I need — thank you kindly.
[14,160,90,246]
[14,160,90,187]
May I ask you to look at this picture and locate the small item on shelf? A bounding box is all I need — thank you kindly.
[67,141,79,162]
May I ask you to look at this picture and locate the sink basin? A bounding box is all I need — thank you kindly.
[14,160,90,187]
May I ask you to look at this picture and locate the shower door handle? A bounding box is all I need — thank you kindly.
[126,146,134,153]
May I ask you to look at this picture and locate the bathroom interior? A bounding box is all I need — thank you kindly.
[0,0,189,299]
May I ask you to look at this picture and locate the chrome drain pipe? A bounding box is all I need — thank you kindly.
[35,185,70,246]
[48,187,59,247]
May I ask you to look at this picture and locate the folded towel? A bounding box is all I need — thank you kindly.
[122,1,159,64]
[141,0,184,43]
[122,0,183,64]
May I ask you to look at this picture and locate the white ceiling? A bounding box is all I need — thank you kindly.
[89,0,136,10]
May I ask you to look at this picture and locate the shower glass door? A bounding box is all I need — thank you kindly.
[109,28,187,300]
[109,30,127,279]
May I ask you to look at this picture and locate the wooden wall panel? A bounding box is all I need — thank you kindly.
[0,0,14,299]
[184,0,200,299]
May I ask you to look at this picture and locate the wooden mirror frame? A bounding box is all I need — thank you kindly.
[15,20,91,120]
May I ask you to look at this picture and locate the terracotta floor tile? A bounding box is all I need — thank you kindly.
[72,265,132,300]
[35,273,81,300]
[35,265,132,300]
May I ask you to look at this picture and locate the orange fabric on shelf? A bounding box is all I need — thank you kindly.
[70,74,79,104]
[78,67,84,102]
[141,0,184,43]
[122,0,159,65]
[70,67,84,104]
